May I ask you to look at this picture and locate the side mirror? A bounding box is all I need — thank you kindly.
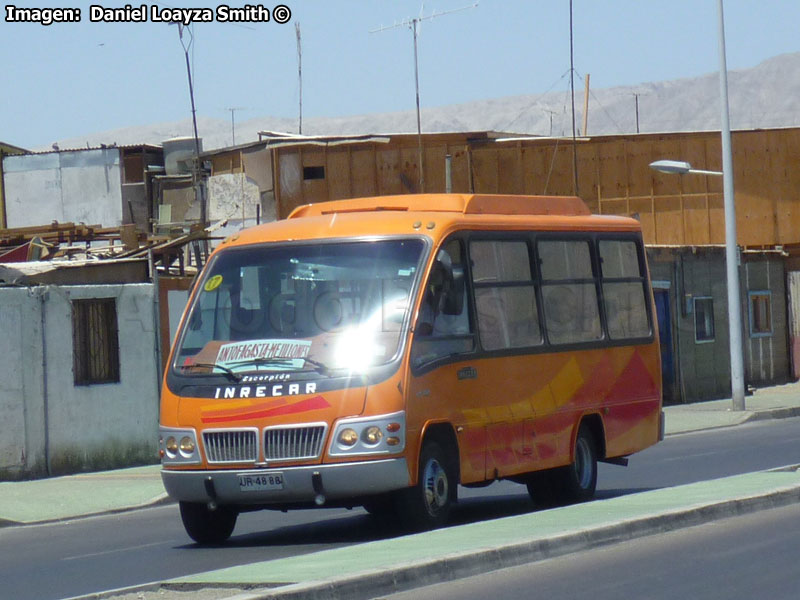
[441,265,465,315]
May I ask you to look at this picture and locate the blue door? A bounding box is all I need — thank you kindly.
[653,289,676,402]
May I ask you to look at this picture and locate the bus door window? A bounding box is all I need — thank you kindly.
[412,240,473,366]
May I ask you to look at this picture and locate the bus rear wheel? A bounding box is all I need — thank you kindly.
[179,501,238,545]
[527,424,597,506]
[397,440,455,530]
[563,424,598,501]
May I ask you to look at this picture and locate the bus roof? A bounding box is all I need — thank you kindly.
[221,194,642,250]
[287,194,591,219]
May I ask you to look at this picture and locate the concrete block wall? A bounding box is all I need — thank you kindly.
[0,284,160,479]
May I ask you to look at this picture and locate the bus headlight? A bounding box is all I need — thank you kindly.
[363,426,383,445]
[159,427,200,464]
[179,436,195,455]
[338,428,359,447]
[329,412,405,456]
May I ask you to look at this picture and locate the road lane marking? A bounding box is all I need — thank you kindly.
[61,541,169,561]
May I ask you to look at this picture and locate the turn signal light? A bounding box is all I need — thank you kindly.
[386,437,400,446]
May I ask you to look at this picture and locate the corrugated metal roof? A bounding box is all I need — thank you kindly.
[256,129,521,141]
[20,143,162,156]
[200,130,529,157]
[0,141,28,154]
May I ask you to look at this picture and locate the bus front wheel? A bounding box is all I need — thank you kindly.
[398,440,455,530]
[179,501,238,545]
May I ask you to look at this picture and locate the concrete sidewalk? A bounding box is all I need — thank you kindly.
[2,380,800,528]
[663,380,800,434]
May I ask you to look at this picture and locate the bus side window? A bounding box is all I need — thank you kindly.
[538,239,603,344]
[599,239,650,339]
[471,239,542,351]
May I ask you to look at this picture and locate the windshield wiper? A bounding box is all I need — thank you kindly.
[179,362,242,382]
[226,356,335,377]
[225,357,298,370]
[299,357,335,377]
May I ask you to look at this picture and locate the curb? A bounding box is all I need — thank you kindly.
[161,475,800,600]
[62,582,163,600]
[748,406,800,423]
[0,493,173,529]
[664,405,800,436]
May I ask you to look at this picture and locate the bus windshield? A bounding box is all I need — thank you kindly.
[174,238,424,376]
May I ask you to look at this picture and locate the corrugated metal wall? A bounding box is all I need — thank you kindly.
[271,128,800,249]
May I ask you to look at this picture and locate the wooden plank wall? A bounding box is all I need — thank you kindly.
[272,129,800,247]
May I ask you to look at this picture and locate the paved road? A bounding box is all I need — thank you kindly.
[2,417,799,600]
[378,501,800,600]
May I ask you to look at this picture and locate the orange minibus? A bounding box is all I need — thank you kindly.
[159,193,663,543]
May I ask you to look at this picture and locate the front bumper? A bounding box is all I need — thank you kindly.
[161,458,410,505]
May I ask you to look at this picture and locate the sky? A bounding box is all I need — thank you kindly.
[2,0,799,149]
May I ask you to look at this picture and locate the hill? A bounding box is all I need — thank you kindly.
[47,52,800,151]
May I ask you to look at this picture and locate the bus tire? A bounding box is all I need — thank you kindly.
[398,440,455,530]
[525,470,559,508]
[527,424,597,507]
[179,501,238,545]
[362,493,396,519]
[557,423,598,503]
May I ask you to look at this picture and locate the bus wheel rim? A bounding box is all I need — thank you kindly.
[575,437,593,489]
[423,458,448,514]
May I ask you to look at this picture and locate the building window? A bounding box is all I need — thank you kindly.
[72,298,120,385]
[303,165,325,180]
[693,297,715,343]
[749,291,773,337]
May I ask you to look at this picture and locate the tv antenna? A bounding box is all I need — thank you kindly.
[371,2,478,193]
[170,21,206,226]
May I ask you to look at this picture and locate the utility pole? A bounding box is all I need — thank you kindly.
[371,3,478,193]
[633,93,641,133]
[543,109,558,136]
[296,22,303,134]
[582,73,590,136]
[226,107,245,146]
[568,0,579,196]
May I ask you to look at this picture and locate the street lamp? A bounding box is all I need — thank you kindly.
[649,160,722,177]
[647,0,744,412]
[648,156,745,412]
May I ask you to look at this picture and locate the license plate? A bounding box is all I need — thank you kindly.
[238,472,284,491]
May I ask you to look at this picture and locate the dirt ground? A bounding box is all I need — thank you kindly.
[101,585,275,600]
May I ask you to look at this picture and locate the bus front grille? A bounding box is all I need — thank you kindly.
[264,425,326,461]
[203,430,258,464]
